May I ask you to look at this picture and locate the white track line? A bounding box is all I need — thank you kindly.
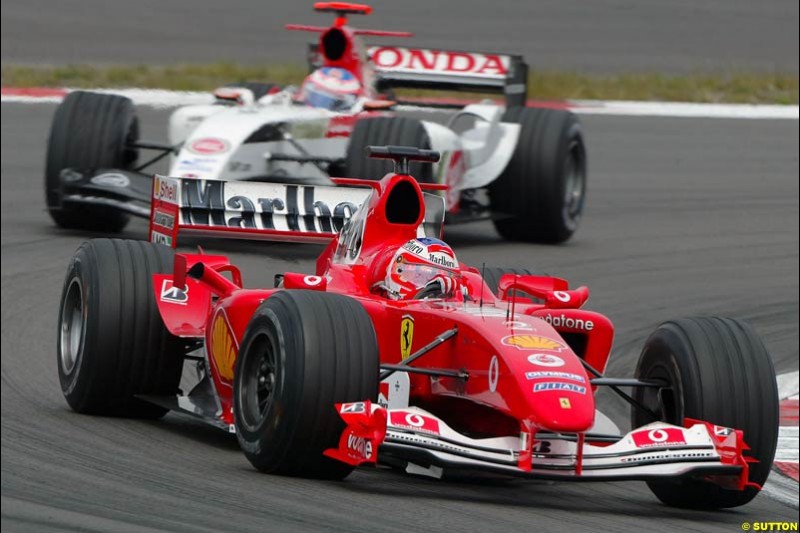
[2,87,798,119]
[767,371,799,508]
[778,371,799,400]
[572,100,799,120]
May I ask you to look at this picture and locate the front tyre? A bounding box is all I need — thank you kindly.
[632,316,779,508]
[234,290,378,479]
[45,91,139,232]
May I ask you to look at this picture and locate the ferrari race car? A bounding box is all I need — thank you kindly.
[58,146,778,509]
[44,2,586,244]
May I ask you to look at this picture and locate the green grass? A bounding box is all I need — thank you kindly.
[2,63,797,104]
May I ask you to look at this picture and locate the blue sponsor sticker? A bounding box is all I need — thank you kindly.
[533,382,587,394]
[525,371,585,383]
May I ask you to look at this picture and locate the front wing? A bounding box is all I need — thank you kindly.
[326,402,756,489]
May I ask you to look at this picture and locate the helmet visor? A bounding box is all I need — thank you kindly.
[393,261,443,288]
[304,83,357,111]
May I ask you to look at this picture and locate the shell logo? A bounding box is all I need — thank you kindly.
[211,314,237,381]
[502,335,565,352]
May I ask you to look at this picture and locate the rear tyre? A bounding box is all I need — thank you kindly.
[45,91,139,232]
[632,317,779,509]
[481,267,534,296]
[489,107,586,244]
[344,117,433,182]
[234,290,379,479]
[58,239,184,418]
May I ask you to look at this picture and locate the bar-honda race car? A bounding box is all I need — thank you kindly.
[44,2,586,244]
[58,146,778,509]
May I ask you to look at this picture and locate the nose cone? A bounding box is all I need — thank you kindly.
[499,331,595,433]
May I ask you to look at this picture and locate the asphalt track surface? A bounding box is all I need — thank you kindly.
[1,102,798,531]
[2,0,798,74]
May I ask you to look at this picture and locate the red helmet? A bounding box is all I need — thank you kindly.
[384,238,460,300]
[297,67,362,111]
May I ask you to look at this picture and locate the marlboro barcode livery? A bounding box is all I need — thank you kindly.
[58,146,778,510]
[44,2,586,245]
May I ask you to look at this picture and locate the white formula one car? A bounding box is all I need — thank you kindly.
[44,2,586,243]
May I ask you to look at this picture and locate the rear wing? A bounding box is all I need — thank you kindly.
[149,175,444,247]
[308,44,528,107]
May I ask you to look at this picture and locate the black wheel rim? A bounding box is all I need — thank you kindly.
[59,277,85,376]
[561,139,586,231]
[239,332,277,431]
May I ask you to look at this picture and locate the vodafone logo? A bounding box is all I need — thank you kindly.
[346,433,373,460]
[187,137,230,155]
[542,313,595,331]
[488,355,499,393]
[553,291,571,303]
[389,411,440,435]
[631,427,687,448]
[405,413,425,427]
[527,353,565,367]
[369,46,510,79]
[303,275,323,286]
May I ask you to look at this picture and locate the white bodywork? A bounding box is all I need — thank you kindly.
[166,89,521,210]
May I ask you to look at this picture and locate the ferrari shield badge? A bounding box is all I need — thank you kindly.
[400,315,414,360]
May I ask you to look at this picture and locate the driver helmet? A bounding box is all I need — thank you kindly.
[296,67,361,111]
[384,237,460,300]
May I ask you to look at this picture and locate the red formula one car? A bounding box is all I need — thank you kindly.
[58,147,778,509]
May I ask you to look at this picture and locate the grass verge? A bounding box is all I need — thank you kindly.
[2,63,797,104]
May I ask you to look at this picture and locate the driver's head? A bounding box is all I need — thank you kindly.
[385,238,460,300]
[296,67,361,111]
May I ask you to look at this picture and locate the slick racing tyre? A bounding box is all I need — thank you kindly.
[220,82,281,101]
[58,239,184,418]
[489,107,586,244]
[345,117,434,183]
[234,290,379,479]
[481,266,537,296]
[45,91,139,232]
[632,317,779,509]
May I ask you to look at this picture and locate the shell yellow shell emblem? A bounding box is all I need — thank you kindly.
[400,315,414,360]
[502,334,565,352]
[211,313,237,381]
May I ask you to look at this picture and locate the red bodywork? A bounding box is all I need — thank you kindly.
[150,168,752,487]
[155,171,612,448]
